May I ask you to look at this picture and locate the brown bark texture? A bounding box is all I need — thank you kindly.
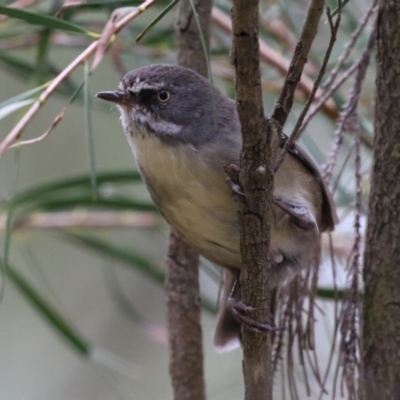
[363,1,400,398]
[271,0,324,128]
[231,1,277,399]
[165,1,212,400]
[165,232,205,400]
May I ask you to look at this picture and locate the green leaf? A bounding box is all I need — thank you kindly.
[83,62,97,198]
[0,99,34,120]
[0,53,81,97]
[0,5,98,37]
[316,287,345,300]
[135,0,178,43]
[2,148,21,300]
[331,0,350,18]
[65,231,165,282]
[0,52,35,77]
[61,0,149,10]
[0,84,48,110]
[64,232,217,314]
[34,28,52,84]
[2,258,90,355]
[137,26,174,47]
[6,171,143,208]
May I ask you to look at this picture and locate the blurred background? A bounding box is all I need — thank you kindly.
[0,0,374,398]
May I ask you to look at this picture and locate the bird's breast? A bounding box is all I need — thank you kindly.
[128,133,241,268]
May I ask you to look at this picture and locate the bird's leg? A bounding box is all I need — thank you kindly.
[226,277,282,333]
[273,197,318,231]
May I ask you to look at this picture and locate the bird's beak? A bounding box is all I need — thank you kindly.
[96,90,130,104]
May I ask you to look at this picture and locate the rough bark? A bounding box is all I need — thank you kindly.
[165,232,205,400]
[231,1,277,399]
[165,1,212,399]
[362,1,400,398]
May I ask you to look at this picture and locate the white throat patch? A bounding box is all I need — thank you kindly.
[118,106,182,139]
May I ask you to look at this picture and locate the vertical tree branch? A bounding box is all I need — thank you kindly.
[165,1,212,399]
[363,0,400,398]
[165,232,205,400]
[231,0,325,398]
[231,1,278,399]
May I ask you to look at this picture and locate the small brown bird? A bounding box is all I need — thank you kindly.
[97,64,337,352]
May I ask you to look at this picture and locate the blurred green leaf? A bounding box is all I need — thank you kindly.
[83,62,97,198]
[317,287,345,300]
[331,0,351,19]
[0,99,34,120]
[63,232,218,313]
[65,231,165,282]
[0,5,98,37]
[2,149,21,299]
[0,53,80,96]
[0,52,36,77]
[2,257,90,355]
[136,0,178,43]
[138,26,174,47]
[34,28,52,84]
[0,84,48,109]
[61,0,151,11]
[5,171,143,208]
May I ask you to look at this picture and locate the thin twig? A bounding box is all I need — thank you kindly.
[323,21,376,184]
[332,143,355,195]
[271,0,325,127]
[321,0,378,92]
[211,6,338,118]
[298,9,378,140]
[0,0,157,159]
[274,5,341,173]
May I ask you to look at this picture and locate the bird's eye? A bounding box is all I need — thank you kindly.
[157,90,170,102]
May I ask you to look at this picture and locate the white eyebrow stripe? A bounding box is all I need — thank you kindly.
[124,81,165,93]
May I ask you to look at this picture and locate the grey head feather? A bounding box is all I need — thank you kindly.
[119,64,240,148]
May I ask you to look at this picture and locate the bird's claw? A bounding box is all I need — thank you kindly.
[223,163,245,201]
[227,297,283,333]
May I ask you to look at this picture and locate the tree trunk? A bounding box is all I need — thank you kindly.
[363,1,400,398]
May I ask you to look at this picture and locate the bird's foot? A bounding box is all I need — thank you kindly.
[223,163,245,201]
[226,297,282,333]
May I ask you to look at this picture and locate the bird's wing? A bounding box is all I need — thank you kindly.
[279,133,338,232]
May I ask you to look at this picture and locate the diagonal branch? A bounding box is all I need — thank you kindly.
[274,4,341,172]
[271,0,325,127]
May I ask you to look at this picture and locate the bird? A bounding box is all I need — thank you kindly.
[96,64,337,352]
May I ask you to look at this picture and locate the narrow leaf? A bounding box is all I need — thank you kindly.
[0,5,98,37]
[0,84,48,110]
[0,99,34,120]
[6,171,142,207]
[64,232,217,313]
[83,62,97,198]
[135,0,178,43]
[65,231,165,283]
[3,258,90,355]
